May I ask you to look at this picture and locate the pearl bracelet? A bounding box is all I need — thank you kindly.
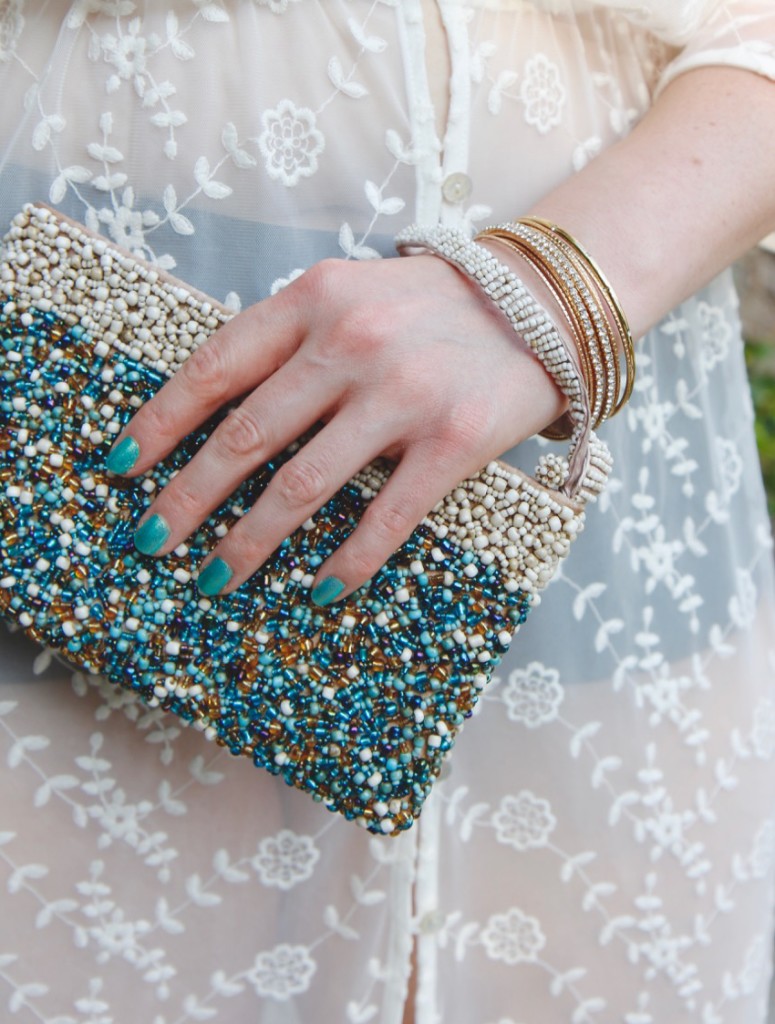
[394,223,593,495]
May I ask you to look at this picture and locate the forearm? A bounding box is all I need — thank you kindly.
[517,66,775,341]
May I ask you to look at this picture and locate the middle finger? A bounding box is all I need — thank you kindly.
[131,350,345,558]
[195,406,397,597]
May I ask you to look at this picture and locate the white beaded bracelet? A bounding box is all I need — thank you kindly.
[487,221,618,427]
[394,223,593,495]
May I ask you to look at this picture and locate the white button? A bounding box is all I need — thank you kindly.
[441,172,472,204]
[419,909,445,934]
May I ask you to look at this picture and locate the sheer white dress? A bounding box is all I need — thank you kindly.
[1,2,775,1022]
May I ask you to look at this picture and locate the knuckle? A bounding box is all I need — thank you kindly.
[350,309,394,355]
[364,498,415,544]
[214,406,267,460]
[168,479,204,522]
[438,399,494,456]
[273,459,328,510]
[314,306,383,365]
[220,530,263,568]
[342,542,378,581]
[341,498,416,582]
[385,356,429,398]
[136,397,173,447]
[181,339,231,405]
[296,258,342,303]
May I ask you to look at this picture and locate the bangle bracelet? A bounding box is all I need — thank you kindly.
[394,223,593,491]
[522,221,621,421]
[479,219,634,425]
[521,217,636,414]
[478,233,590,441]
[478,223,619,428]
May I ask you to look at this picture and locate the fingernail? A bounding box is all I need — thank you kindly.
[106,435,140,474]
[133,513,171,555]
[311,576,345,607]
[197,557,233,597]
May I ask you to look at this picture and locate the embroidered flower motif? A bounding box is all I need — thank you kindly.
[0,0,24,61]
[639,393,673,449]
[481,908,545,965]
[258,99,324,186]
[520,54,565,135]
[637,527,684,592]
[252,830,320,890]
[752,700,775,760]
[103,21,148,82]
[697,301,731,373]
[493,791,556,850]
[715,437,743,504]
[503,662,564,728]
[247,944,316,1000]
[98,204,147,253]
[637,666,695,727]
[729,569,757,631]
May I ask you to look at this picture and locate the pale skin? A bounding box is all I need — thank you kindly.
[107,66,775,609]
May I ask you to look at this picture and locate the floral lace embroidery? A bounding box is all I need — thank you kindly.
[252,830,321,890]
[502,662,565,727]
[257,99,325,187]
[2,2,775,1022]
[520,54,566,134]
[247,944,317,999]
[480,908,546,965]
[252,0,301,13]
[492,791,557,850]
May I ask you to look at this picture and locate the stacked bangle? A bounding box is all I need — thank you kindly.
[476,218,636,433]
[525,217,636,413]
[394,223,593,493]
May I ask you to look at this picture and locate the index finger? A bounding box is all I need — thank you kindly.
[104,283,305,477]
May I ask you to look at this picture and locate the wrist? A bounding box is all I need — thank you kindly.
[476,237,574,436]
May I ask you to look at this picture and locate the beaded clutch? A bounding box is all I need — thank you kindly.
[0,204,611,835]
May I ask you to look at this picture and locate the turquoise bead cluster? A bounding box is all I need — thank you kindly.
[0,305,531,835]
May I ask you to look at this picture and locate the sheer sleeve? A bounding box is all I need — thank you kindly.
[644,1,775,97]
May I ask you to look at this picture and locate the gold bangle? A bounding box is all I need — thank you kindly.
[515,219,620,423]
[521,217,636,415]
[479,225,616,429]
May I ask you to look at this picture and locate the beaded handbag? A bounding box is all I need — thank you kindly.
[0,204,611,835]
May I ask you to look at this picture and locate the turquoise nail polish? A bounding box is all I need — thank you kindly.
[311,576,345,607]
[106,435,140,474]
[197,557,233,597]
[134,514,171,555]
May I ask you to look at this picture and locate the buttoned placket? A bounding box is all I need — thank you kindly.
[388,5,475,1024]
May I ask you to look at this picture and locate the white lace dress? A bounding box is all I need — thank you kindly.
[1,2,775,1022]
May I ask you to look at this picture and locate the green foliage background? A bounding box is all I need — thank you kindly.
[746,339,775,519]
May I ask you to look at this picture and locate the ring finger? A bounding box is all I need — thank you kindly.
[195,407,400,597]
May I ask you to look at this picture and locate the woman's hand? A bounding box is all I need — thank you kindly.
[104,252,567,604]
